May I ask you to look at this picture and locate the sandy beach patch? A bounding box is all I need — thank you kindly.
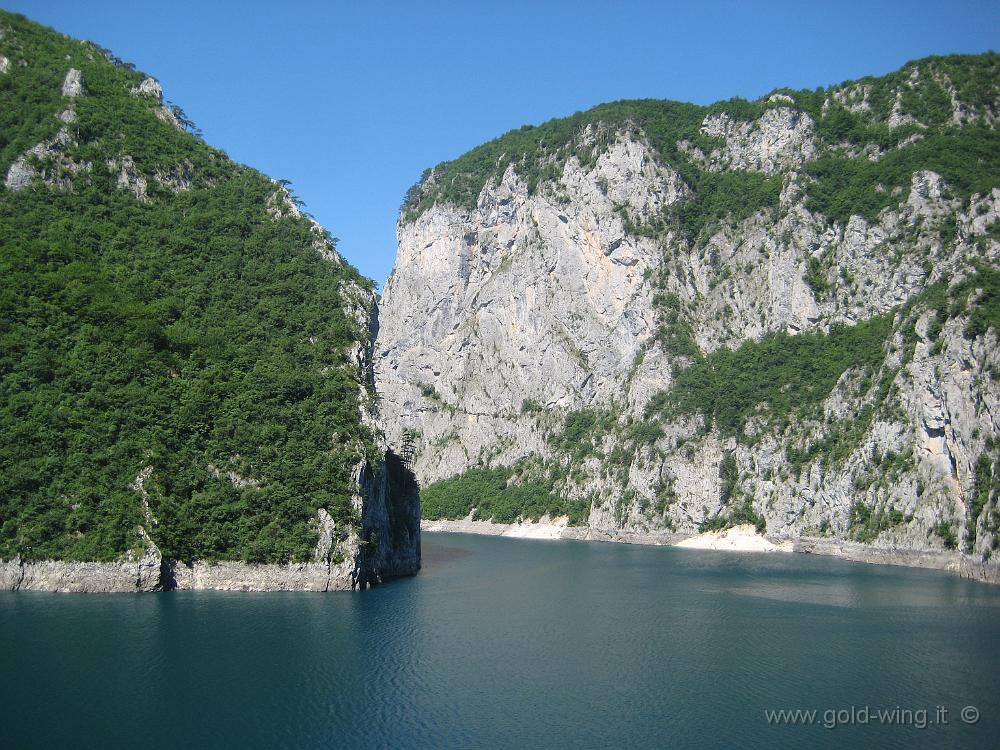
[421,513,570,539]
[674,524,793,552]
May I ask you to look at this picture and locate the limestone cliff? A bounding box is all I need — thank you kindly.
[377,53,999,580]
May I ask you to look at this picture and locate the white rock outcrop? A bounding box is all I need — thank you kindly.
[107,155,148,201]
[130,76,162,101]
[699,107,816,173]
[61,67,83,97]
[5,126,91,191]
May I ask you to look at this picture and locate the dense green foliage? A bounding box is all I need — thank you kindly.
[420,464,588,525]
[401,96,787,242]
[0,12,373,563]
[955,266,1000,341]
[699,498,766,535]
[784,404,881,477]
[651,292,700,358]
[544,402,664,461]
[718,452,739,504]
[790,53,1000,136]
[919,265,1000,347]
[675,172,782,241]
[805,128,1000,225]
[645,315,893,436]
[547,408,612,460]
[931,521,959,551]
[849,502,905,543]
[799,54,1000,224]
[402,52,999,240]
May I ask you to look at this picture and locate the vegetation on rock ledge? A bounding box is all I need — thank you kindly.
[421,464,589,526]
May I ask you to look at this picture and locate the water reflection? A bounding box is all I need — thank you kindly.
[1,533,998,749]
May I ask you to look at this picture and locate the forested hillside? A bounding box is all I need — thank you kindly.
[0,11,378,565]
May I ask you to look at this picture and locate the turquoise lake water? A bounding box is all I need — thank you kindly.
[2,533,999,749]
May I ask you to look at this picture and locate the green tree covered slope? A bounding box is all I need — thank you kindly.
[0,11,377,564]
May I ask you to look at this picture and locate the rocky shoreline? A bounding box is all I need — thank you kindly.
[0,555,421,593]
[422,514,572,539]
[0,561,419,596]
[5,523,997,591]
[0,456,422,594]
[422,519,1000,584]
[0,553,161,593]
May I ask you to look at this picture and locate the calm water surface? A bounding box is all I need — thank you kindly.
[2,533,999,749]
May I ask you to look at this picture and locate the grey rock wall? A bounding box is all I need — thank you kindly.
[376,90,1000,582]
[1,533,162,592]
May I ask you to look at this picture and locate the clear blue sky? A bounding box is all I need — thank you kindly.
[4,1,998,285]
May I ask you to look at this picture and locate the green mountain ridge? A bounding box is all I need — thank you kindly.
[0,10,378,564]
[402,51,999,231]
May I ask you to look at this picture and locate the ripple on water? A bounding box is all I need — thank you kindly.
[1,534,999,749]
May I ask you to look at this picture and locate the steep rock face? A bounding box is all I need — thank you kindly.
[354,452,422,585]
[696,107,817,173]
[377,53,1000,579]
[378,138,670,480]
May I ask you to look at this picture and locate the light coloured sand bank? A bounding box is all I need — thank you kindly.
[421,514,570,539]
[675,524,794,552]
